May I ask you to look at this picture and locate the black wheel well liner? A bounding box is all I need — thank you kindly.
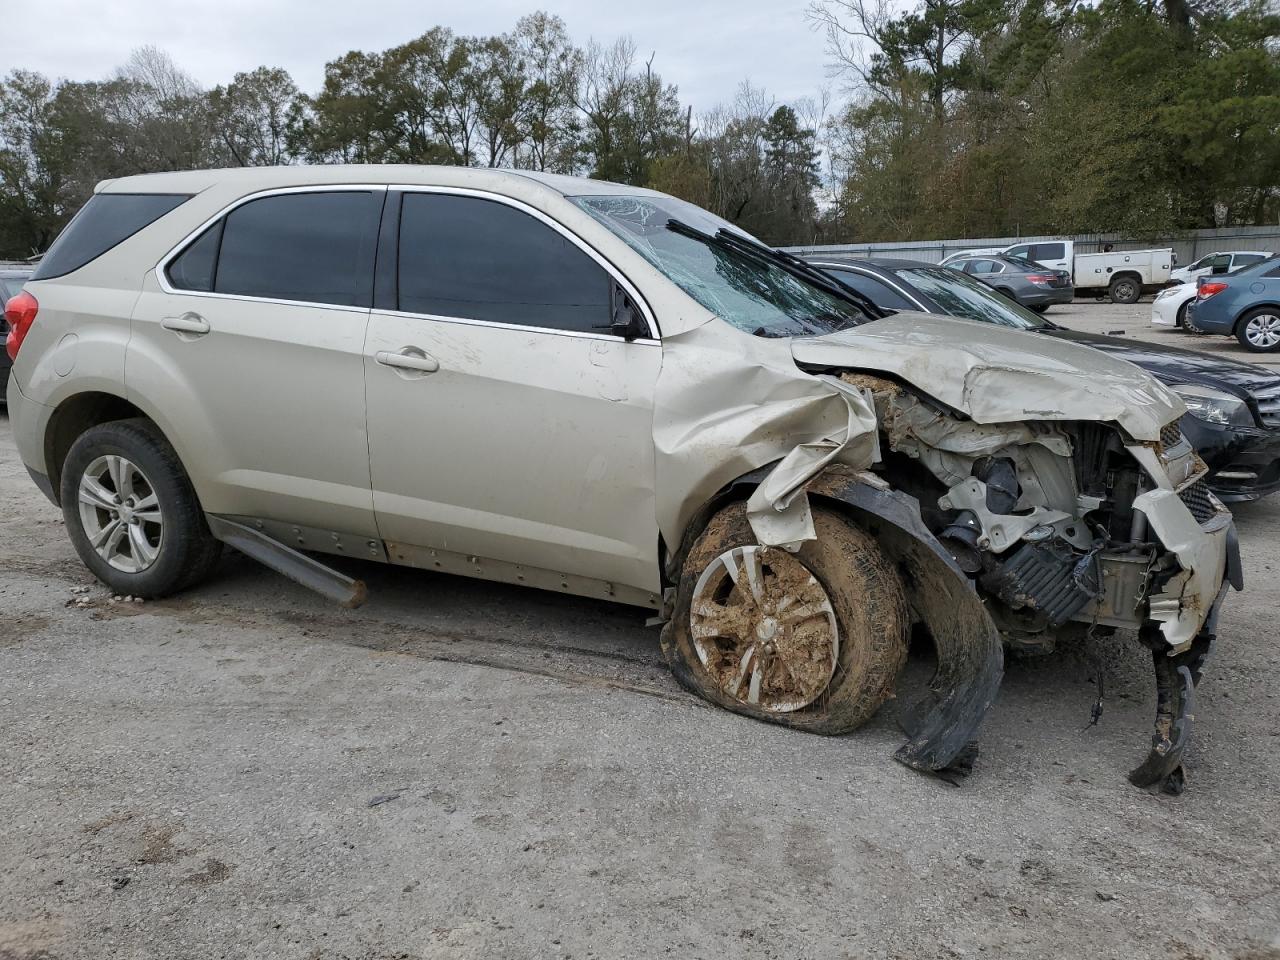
[43,391,150,505]
[668,463,1004,773]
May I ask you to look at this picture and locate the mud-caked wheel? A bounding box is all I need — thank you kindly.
[662,502,909,733]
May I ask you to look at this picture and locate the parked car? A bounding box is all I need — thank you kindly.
[0,262,35,399]
[948,254,1073,311]
[1185,255,1280,353]
[943,239,1173,303]
[1170,250,1272,286]
[809,256,1280,502]
[6,166,1238,790]
[1151,281,1199,329]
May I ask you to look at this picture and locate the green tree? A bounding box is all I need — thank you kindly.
[209,67,305,166]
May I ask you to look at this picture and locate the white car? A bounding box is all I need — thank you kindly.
[1170,251,1272,285]
[1151,281,1198,328]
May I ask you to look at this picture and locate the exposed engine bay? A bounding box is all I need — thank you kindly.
[738,367,1240,793]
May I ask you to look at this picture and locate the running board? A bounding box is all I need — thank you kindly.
[206,516,367,609]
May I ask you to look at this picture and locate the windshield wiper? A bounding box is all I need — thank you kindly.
[665,219,890,322]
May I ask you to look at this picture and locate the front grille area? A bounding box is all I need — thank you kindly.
[1160,422,1184,451]
[1254,384,1280,429]
[1179,479,1218,523]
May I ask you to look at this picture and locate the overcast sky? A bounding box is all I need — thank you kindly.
[13,0,842,114]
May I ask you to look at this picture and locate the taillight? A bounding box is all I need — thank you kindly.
[4,290,38,361]
[1027,274,1057,284]
[1197,281,1228,300]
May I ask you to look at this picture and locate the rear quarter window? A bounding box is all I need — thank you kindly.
[31,194,190,280]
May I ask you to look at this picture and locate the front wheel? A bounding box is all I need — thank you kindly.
[662,503,909,734]
[1235,308,1280,353]
[1109,275,1141,304]
[61,418,221,598]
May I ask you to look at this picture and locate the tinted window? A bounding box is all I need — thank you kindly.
[826,269,914,310]
[398,193,611,332]
[167,222,223,292]
[215,192,380,307]
[1233,253,1266,267]
[1031,243,1065,261]
[1002,255,1043,272]
[904,267,1049,330]
[574,194,876,338]
[32,193,189,280]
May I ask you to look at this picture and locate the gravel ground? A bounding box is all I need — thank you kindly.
[2,302,1279,959]
[1049,296,1280,373]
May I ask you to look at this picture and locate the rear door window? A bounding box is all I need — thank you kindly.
[395,192,611,333]
[1232,253,1266,268]
[32,194,190,280]
[1031,242,1065,261]
[212,191,381,307]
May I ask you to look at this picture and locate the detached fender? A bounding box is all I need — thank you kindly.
[807,470,1005,773]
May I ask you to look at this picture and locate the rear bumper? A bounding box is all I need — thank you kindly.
[1023,286,1074,307]
[5,371,53,491]
[1184,302,1233,335]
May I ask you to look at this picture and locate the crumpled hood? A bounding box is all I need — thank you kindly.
[792,312,1186,441]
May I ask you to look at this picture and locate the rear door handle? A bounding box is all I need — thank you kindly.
[161,313,210,336]
[375,348,440,374]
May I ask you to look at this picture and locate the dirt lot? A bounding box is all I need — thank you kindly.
[2,300,1279,960]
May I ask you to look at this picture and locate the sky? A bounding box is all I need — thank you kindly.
[11,0,842,115]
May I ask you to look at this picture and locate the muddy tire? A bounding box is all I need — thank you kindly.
[1109,274,1141,304]
[61,418,221,599]
[662,502,909,734]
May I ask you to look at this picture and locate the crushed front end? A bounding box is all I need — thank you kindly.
[845,374,1240,792]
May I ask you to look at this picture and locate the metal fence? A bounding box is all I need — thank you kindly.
[783,225,1280,266]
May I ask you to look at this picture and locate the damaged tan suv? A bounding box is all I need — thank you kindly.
[5,167,1241,791]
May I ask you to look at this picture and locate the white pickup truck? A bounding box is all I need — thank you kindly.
[943,239,1173,303]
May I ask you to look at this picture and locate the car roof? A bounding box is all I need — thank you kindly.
[95,165,666,200]
[804,255,939,271]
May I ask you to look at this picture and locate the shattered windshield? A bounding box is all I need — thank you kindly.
[901,266,1050,331]
[572,195,874,338]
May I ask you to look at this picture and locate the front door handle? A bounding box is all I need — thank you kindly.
[375,348,440,374]
[161,312,210,336]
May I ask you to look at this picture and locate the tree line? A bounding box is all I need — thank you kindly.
[0,1,1276,260]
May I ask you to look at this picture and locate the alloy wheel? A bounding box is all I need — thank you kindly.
[77,455,164,573]
[689,545,839,713]
[1245,313,1280,349]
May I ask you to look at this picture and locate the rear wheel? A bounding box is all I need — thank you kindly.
[1109,275,1141,304]
[1235,308,1280,353]
[61,418,221,598]
[662,503,909,734]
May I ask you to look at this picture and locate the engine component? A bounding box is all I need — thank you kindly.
[982,539,1104,627]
